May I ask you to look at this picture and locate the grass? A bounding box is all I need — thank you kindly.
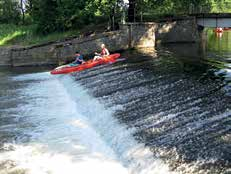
[0,24,80,46]
[0,21,108,47]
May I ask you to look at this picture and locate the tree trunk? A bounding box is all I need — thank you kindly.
[110,6,115,30]
[20,0,25,24]
[128,0,135,22]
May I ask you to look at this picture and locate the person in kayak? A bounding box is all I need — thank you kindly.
[93,44,110,61]
[55,51,84,70]
[69,51,84,66]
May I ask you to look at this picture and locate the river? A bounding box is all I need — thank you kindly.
[0,29,230,174]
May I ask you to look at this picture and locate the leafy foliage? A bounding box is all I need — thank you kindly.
[0,0,21,23]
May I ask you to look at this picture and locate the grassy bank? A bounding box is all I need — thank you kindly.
[0,22,108,47]
[0,24,80,46]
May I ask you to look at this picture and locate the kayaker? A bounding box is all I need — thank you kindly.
[93,44,110,61]
[69,51,84,66]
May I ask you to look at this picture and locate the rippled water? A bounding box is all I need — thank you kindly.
[0,30,231,174]
[0,68,173,174]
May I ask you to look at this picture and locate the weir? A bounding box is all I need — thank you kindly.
[0,36,231,173]
[71,48,231,173]
[1,1,231,173]
[0,16,231,174]
[0,70,174,174]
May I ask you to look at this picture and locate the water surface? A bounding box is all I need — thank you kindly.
[0,30,230,174]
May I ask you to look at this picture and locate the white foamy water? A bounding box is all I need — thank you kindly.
[0,72,174,174]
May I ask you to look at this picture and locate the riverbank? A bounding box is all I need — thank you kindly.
[0,23,109,47]
[0,23,156,67]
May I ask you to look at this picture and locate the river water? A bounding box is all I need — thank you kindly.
[0,30,230,174]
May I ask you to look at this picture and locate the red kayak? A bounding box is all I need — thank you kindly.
[50,53,120,75]
[223,27,231,31]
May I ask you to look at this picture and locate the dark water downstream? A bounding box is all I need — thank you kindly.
[0,30,231,174]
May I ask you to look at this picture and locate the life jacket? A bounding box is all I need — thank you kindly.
[101,48,107,56]
[75,54,83,60]
[73,54,83,64]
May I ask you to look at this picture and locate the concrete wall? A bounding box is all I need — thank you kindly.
[0,47,12,66]
[156,18,200,43]
[56,31,130,64]
[10,30,130,67]
[121,19,199,46]
[8,26,155,66]
[0,18,199,67]
[11,45,57,66]
[120,23,157,48]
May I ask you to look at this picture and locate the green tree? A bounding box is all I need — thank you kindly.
[35,0,58,34]
[0,0,21,23]
[55,0,93,30]
[30,0,98,34]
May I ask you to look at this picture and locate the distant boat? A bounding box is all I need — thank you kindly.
[223,27,231,31]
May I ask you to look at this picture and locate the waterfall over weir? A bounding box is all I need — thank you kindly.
[0,47,230,174]
[72,49,231,174]
[0,70,173,174]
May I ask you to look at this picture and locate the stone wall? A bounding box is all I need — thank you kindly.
[10,30,130,67]
[156,18,200,43]
[56,30,130,64]
[120,23,157,48]
[0,47,12,66]
[121,18,199,46]
[11,45,57,66]
[9,23,157,66]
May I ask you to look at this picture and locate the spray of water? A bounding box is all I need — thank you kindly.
[0,72,175,174]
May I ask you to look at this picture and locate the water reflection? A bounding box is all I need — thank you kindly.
[206,29,231,96]
[0,29,230,174]
[207,29,231,53]
[160,29,231,96]
[74,47,230,173]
